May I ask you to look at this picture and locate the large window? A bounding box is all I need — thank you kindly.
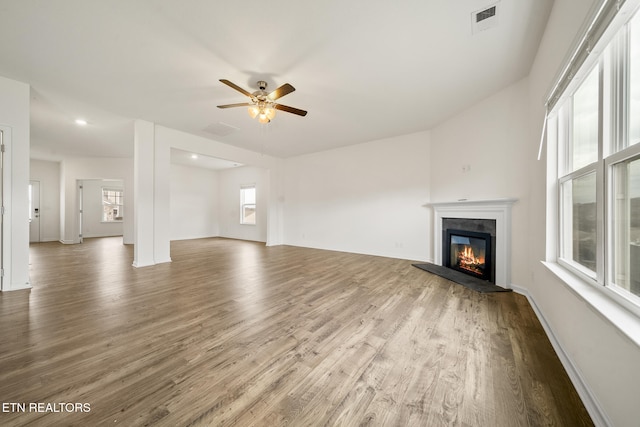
[240,185,256,225]
[630,11,640,145]
[102,188,123,222]
[550,4,640,308]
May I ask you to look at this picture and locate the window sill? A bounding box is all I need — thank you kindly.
[542,261,640,348]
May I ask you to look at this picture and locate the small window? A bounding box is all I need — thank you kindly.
[240,185,256,225]
[570,65,599,172]
[629,12,640,146]
[560,171,597,275]
[611,155,640,299]
[102,188,123,222]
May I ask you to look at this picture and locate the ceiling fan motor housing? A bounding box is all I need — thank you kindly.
[252,81,269,99]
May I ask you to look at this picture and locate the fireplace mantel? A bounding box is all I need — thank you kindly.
[426,198,517,287]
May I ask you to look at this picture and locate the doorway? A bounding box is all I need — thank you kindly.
[29,180,40,243]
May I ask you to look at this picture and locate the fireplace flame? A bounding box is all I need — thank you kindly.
[458,245,485,274]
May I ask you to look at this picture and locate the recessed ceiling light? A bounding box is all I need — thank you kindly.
[75,119,87,126]
[191,154,198,159]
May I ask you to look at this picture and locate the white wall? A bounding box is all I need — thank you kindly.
[525,0,640,425]
[430,78,531,291]
[218,166,268,242]
[0,75,30,291]
[430,79,531,204]
[30,159,61,242]
[80,179,124,238]
[60,157,134,244]
[283,131,431,261]
[170,163,219,241]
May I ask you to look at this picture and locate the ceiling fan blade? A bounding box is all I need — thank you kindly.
[268,83,295,101]
[219,79,254,98]
[274,103,307,116]
[217,102,253,109]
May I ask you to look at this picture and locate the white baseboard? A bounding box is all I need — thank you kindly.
[511,285,610,427]
[132,260,155,268]
[132,257,172,268]
[1,282,32,292]
[59,239,79,244]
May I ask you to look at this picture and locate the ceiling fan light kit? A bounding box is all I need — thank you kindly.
[218,79,307,124]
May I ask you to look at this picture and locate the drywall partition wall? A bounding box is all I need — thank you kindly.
[525,0,640,425]
[30,159,61,242]
[80,179,124,238]
[59,157,134,244]
[218,166,268,242]
[170,163,219,241]
[429,79,530,289]
[0,76,30,291]
[283,131,431,261]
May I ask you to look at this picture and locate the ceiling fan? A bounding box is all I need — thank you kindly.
[217,79,308,124]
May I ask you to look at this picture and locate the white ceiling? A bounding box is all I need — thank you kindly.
[0,0,553,161]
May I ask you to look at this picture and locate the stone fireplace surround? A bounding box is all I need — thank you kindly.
[427,198,517,288]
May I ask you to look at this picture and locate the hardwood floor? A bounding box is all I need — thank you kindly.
[1,237,592,426]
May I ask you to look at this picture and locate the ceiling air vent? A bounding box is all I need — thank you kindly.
[476,6,496,22]
[472,3,499,34]
[203,122,239,137]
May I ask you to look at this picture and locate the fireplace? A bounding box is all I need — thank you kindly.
[442,217,496,283]
[444,229,492,281]
[428,198,516,287]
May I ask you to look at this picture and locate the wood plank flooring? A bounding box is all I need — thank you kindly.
[0,237,592,426]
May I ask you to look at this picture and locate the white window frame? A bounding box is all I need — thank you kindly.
[102,187,124,223]
[240,184,256,225]
[546,0,640,318]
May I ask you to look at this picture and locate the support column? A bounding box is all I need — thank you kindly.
[153,136,171,263]
[0,76,30,291]
[133,120,155,267]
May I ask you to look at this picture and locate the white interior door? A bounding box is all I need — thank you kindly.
[29,180,40,243]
